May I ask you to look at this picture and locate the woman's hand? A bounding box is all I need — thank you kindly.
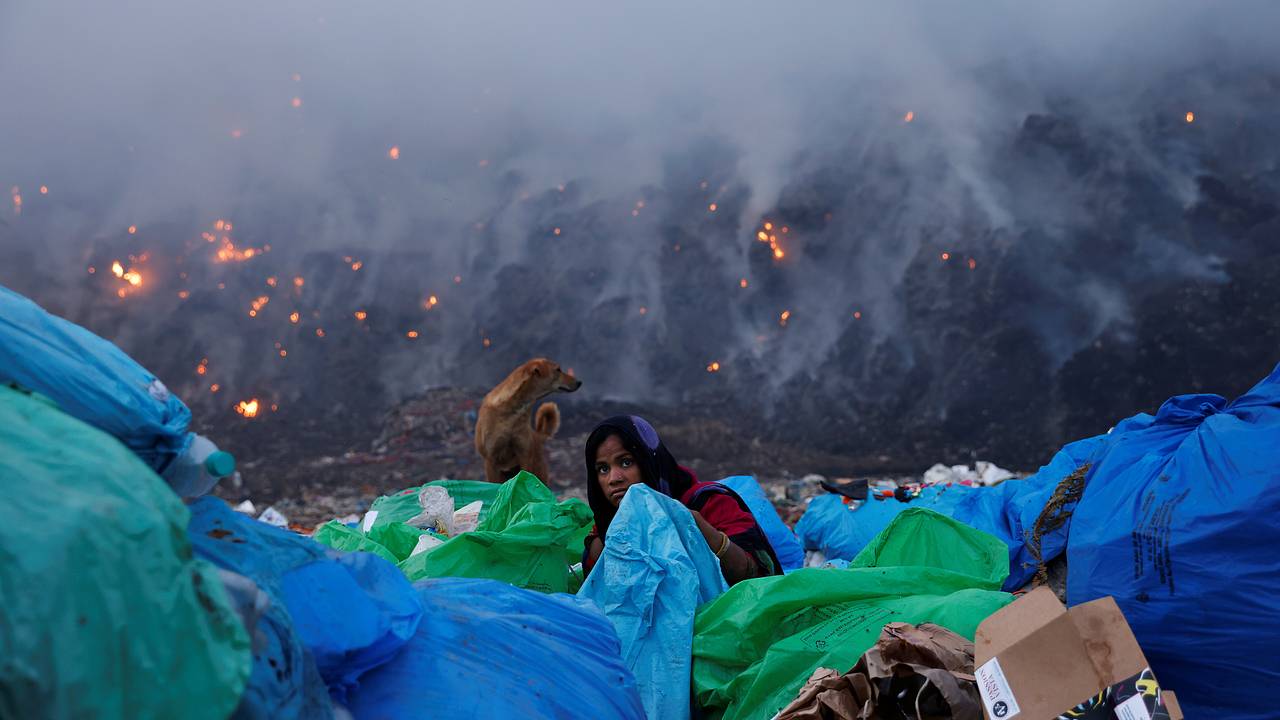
[689,510,759,585]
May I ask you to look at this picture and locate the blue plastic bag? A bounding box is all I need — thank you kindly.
[579,485,728,720]
[0,284,192,473]
[793,433,1108,590]
[718,476,805,572]
[188,498,424,714]
[1066,365,1280,720]
[347,577,646,720]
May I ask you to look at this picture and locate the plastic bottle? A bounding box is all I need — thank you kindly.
[163,434,236,498]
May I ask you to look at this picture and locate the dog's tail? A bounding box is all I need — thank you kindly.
[534,402,561,438]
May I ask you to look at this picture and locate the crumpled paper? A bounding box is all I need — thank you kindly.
[775,622,981,720]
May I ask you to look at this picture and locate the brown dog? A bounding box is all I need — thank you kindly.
[475,358,582,484]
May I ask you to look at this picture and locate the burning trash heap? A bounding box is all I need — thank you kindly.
[2,283,1278,720]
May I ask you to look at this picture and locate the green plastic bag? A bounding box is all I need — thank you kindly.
[366,479,501,527]
[313,520,401,564]
[692,508,1013,720]
[398,472,593,593]
[368,521,436,561]
[0,386,251,720]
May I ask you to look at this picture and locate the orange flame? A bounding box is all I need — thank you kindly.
[236,399,260,418]
[293,276,305,288]
[706,361,721,373]
[388,145,401,160]
[266,276,278,287]
[1185,111,1194,123]
[779,310,791,327]
[112,261,125,277]
[968,258,977,270]
[178,290,189,299]
[316,328,326,337]
[425,295,439,309]
[39,185,48,194]
[289,311,300,323]
[553,227,561,236]
[740,278,748,288]
[249,296,269,317]
[351,260,363,271]
[210,383,221,393]
[941,252,950,261]
[406,330,419,338]
[354,310,367,321]
[708,203,718,212]
[904,111,915,123]
[482,337,492,347]
[853,311,862,320]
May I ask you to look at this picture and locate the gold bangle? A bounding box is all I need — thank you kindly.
[714,531,730,558]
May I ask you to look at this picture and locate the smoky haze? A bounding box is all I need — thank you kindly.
[2,1,1279,469]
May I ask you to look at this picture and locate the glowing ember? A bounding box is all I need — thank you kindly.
[968,258,977,270]
[482,337,491,347]
[236,399,260,418]
[178,290,190,299]
[289,311,300,323]
[267,276,278,287]
[112,261,124,277]
[740,278,748,288]
[425,295,439,309]
[553,227,561,236]
[210,383,221,393]
[122,270,142,286]
[215,219,226,231]
[941,252,950,261]
[39,185,48,194]
[248,296,269,317]
[293,276,305,288]
[116,288,127,298]
[773,247,785,259]
[478,159,490,168]
[904,111,915,123]
[756,221,787,260]
[388,145,401,160]
[453,275,462,284]
[279,349,287,358]
[196,359,208,376]
[757,231,768,241]
[351,260,363,271]
[708,203,718,212]
[853,311,862,320]
[315,328,326,337]
[87,266,96,274]
[779,310,791,327]
[639,306,648,315]
[764,222,773,231]
[231,129,243,139]
[291,72,302,82]
[354,310,367,321]
[11,192,20,214]
[706,361,721,373]
[1185,111,1195,123]
[291,97,302,108]
[406,330,419,338]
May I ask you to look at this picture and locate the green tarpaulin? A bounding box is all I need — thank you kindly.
[692,508,1013,720]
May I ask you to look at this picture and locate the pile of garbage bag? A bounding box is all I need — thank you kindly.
[0,384,251,720]
[314,472,594,593]
[693,508,1013,720]
[4,283,1279,719]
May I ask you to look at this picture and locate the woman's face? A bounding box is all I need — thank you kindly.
[594,433,644,508]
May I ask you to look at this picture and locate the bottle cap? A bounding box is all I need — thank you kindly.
[204,451,236,478]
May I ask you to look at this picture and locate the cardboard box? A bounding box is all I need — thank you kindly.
[973,587,1182,720]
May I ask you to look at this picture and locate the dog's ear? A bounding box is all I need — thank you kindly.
[531,365,543,377]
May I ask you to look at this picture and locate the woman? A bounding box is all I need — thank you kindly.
[582,415,781,585]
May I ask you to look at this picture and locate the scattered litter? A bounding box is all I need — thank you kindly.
[233,499,257,515]
[406,485,454,535]
[258,506,289,528]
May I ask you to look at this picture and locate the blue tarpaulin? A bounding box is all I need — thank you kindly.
[347,577,646,720]
[187,497,424,716]
[0,284,192,473]
[579,485,728,720]
[1066,365,1280,720]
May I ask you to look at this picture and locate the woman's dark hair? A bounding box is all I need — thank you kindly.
[584,415,694,535]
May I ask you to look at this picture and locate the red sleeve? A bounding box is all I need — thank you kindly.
[693,493,757,536]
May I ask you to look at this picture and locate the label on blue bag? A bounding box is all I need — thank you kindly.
[976,657,1021,719]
